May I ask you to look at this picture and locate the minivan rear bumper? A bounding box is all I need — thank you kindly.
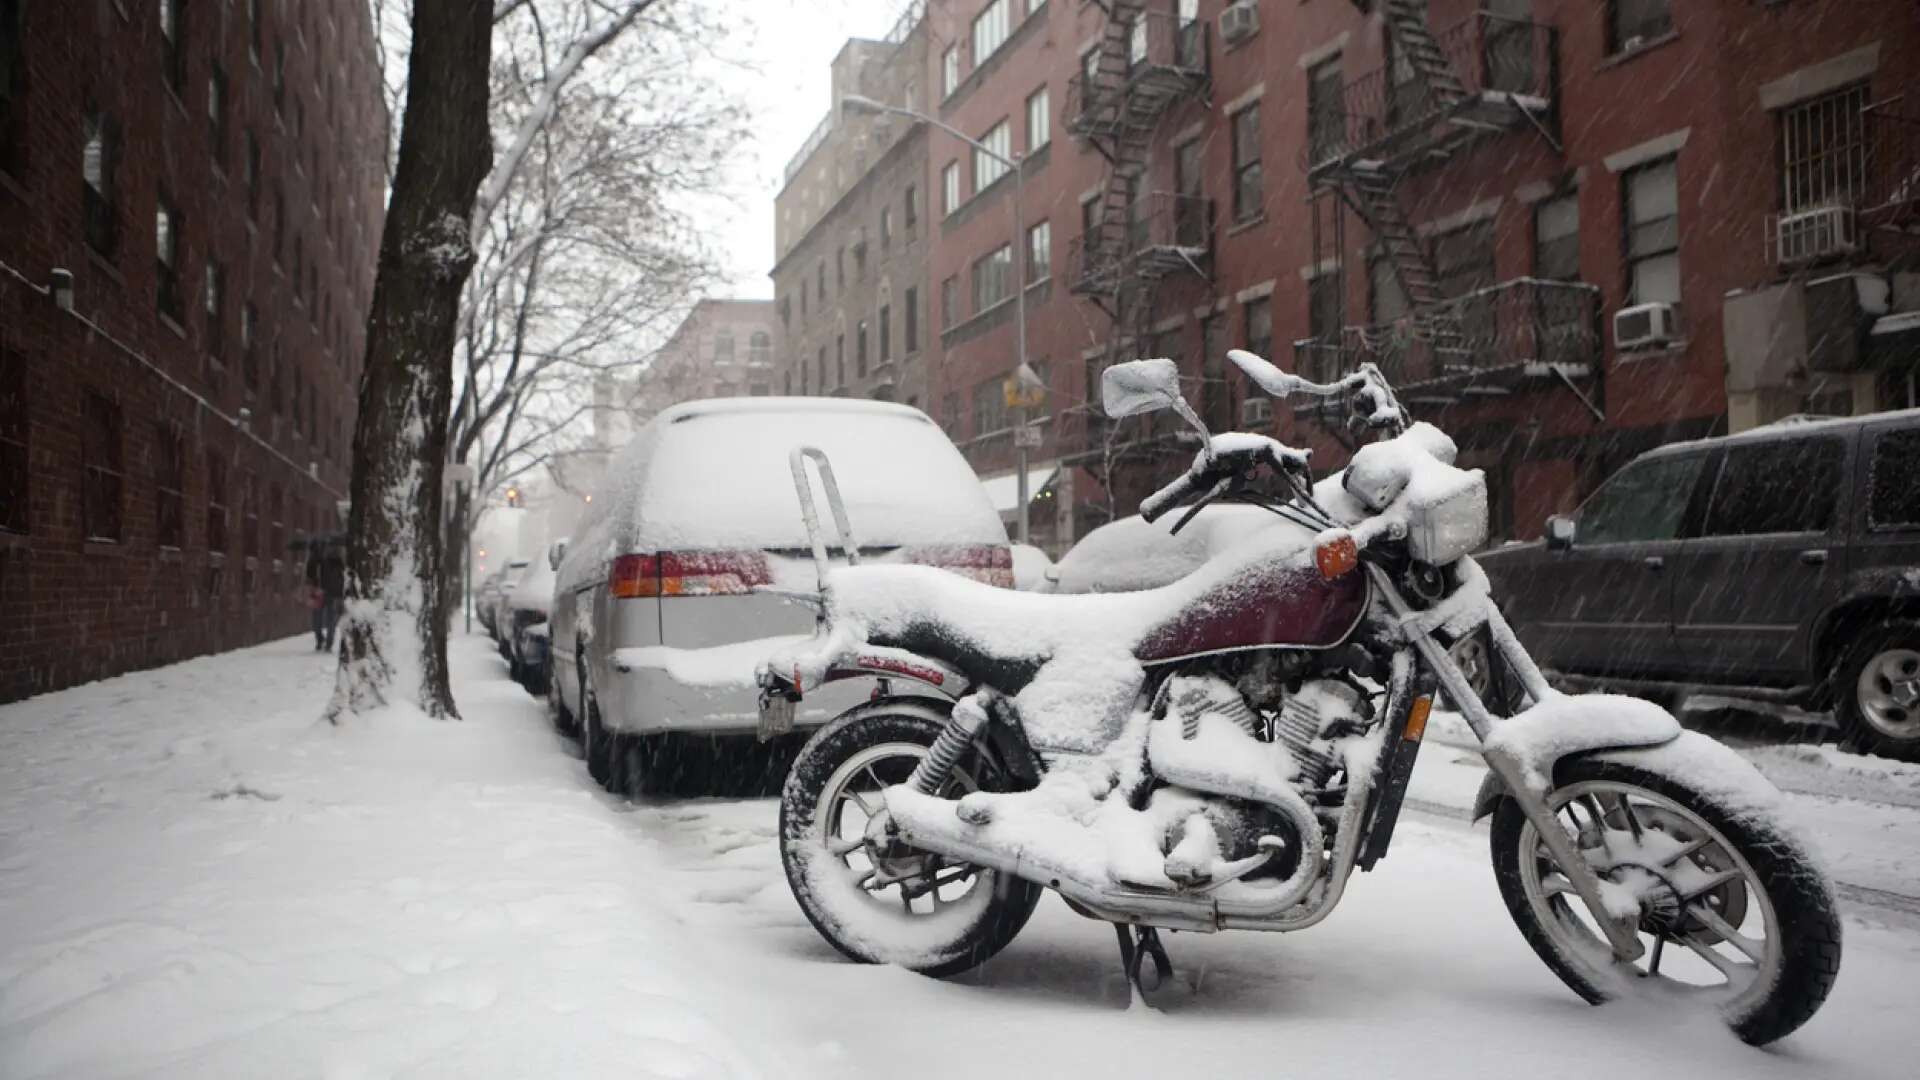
[605,639,871,736]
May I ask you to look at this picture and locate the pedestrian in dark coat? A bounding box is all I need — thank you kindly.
[305,541,347,651]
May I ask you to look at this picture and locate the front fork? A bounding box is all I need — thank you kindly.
[1366,564,1647,963]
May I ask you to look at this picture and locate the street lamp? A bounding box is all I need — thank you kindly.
[841,94,1036,543]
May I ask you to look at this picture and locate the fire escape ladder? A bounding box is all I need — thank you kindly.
[1382,0,1468,112]
[1347,164,1467,360]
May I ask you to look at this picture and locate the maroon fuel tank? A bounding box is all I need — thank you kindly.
[1134,556,1369,664]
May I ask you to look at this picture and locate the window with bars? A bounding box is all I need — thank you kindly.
[1307,59,1342,164]
[205,452,228,553]
[84,393,123,543]
[0,349,24,534]
[1781,83,1868,214]
[1608,0,1672,54]
[157,194,183,322]
[1624,158,1680,304]
[973,375,1009,438]
[155,424,184,549]
[1231,103,1263,222]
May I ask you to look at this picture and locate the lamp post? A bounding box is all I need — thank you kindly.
[841,94,1035,542]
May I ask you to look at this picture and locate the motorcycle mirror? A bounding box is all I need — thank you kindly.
[1226,349,1303,400]
[1101,358,1184,419]
[548,538,569,571]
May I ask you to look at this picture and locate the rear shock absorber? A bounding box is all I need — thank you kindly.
[906,693,991,795]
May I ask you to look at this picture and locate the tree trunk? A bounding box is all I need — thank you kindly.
[330,0,494,721]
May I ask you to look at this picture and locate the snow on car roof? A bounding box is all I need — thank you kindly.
[1643,406,1920,459]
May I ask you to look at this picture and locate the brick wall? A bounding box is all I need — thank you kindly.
[0,0,387,702]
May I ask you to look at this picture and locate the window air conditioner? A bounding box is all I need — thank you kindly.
[1220,1,1259,45]
[1240,397,1272,426]
[1774,205,1857,265]
[1613,302,1682,351]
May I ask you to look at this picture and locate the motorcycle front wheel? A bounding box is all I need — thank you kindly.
[779,700,1043,978]
[1489,751,1841,1045]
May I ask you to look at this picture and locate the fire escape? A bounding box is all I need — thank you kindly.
[1066,3,1213,406]
[1299,0,1598,419]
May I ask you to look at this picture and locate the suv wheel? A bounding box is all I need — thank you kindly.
[1837,623,1920,761]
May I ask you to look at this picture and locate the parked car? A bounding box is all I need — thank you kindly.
[551,397,1013,795]
[473,565,511,637]
[1010,543,1055,591]
[485,559,530,644]
[505,545,560,694]
[1478,410,1920,757]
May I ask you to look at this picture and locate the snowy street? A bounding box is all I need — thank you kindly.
[2,634,1918,1079]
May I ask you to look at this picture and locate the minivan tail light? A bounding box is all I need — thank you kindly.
[904,544,1015,588]
[609,551,773,598]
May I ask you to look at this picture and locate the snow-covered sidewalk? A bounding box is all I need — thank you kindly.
[3,635,1918,1079]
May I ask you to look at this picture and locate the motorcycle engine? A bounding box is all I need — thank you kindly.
[1275,679,1369,791]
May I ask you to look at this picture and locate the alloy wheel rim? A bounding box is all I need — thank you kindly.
[1857,648,1920,739]
[1515,779,1782,1012]
[1453,633,1492,698]
[815,742,993,917]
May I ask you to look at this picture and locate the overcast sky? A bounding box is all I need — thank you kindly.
[709,0,920,299]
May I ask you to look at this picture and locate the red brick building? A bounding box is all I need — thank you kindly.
[916,0,1918,552]
[0,0,388,701]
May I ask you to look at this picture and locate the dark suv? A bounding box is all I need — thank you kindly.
[1477,411,1920,758]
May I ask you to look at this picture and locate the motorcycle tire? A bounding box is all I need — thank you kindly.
[1489,753,1841,1046]
[779,701,1043,979]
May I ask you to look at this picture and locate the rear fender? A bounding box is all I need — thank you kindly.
[821,694,1044,790]
[820,646,972,698]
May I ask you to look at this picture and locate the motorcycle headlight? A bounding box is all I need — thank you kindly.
[1404,468,1489,565]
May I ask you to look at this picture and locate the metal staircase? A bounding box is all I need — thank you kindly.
[1301,0,1565,399]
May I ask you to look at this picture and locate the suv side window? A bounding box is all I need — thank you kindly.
[1702,436,1844,537]
[1868,428,1920,530]
[1578,453,1705,545]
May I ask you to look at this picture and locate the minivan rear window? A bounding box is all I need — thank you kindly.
[1868,428,1920,530]
[1702,436,1843,537]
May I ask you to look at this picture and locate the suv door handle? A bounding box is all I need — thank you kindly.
[1643,556,1665,570]
[1799,549,1829,566]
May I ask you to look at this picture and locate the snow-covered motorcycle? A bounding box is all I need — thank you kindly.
[756,349,1840,1045]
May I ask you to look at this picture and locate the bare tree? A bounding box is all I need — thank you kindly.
[331,0,494,721]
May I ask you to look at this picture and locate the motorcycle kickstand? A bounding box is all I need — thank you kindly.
[1113,924,1174,997]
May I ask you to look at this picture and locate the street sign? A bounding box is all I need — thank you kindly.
[1004,362,1048,409]
[1012,425,1043,449]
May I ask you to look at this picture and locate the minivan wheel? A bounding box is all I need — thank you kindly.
[1837,623,1920,761]
[583,688,622,789]
[548,655,578,736]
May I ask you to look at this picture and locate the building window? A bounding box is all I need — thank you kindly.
[943,45,960,98]
[241,302,259,389]
[904,185,919,230]
[856,320,869,378]
[1624,157,1680,304]
[816,346,826,388]
[1608,0,1672,53]
[904,286,920,352]
[1534,194,1580,281]
[269,483,284,567]
[83,110,119,256]
[273,187,286,263]
[208,65,228,168]
[880,207,893,249]
[1781,83,1868,214]
[1369,253,1408,324]
[835,335,845,388]
[943,160,961,214]
[837,248,846,290]
[714,332,734,364]
[974,119,1011,191]
[160,0,185,94]
[155,425,184,549]
[1027,220,1051,282]
[205,453,227,553]
[156,195,183,322]
[1245,295,1274,360]
[245,131,260,220]
[879,305,892,364]
[83,393,123,543]
[248,0,261,64]
[204,261,225,361]
[0,0,24,173]
[749,331,771,365]
[973,0,1011,66]
[972,244,1013,312]
[1307,58,1342,164]
[272,40,286,114]
[1434,222,1496,299]
[941,275,959,330]
[0,350,24,534]
[1230,103,1263,223]
[1027,86,1050,151]
[973,375,1008,438]
[242,471,259,563]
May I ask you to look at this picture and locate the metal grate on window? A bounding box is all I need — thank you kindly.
[1782,83,1868,214]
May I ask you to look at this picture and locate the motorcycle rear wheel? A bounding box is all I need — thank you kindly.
[779,701,1042,978]
[1489,755,1841,1046]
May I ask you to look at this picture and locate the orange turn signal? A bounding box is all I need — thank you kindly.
[1314,533,1359,579]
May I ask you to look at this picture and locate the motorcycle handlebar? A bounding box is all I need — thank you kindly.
[1140,469,1200,524]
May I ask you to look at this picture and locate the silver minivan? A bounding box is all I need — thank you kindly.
[550,397,1011,795]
